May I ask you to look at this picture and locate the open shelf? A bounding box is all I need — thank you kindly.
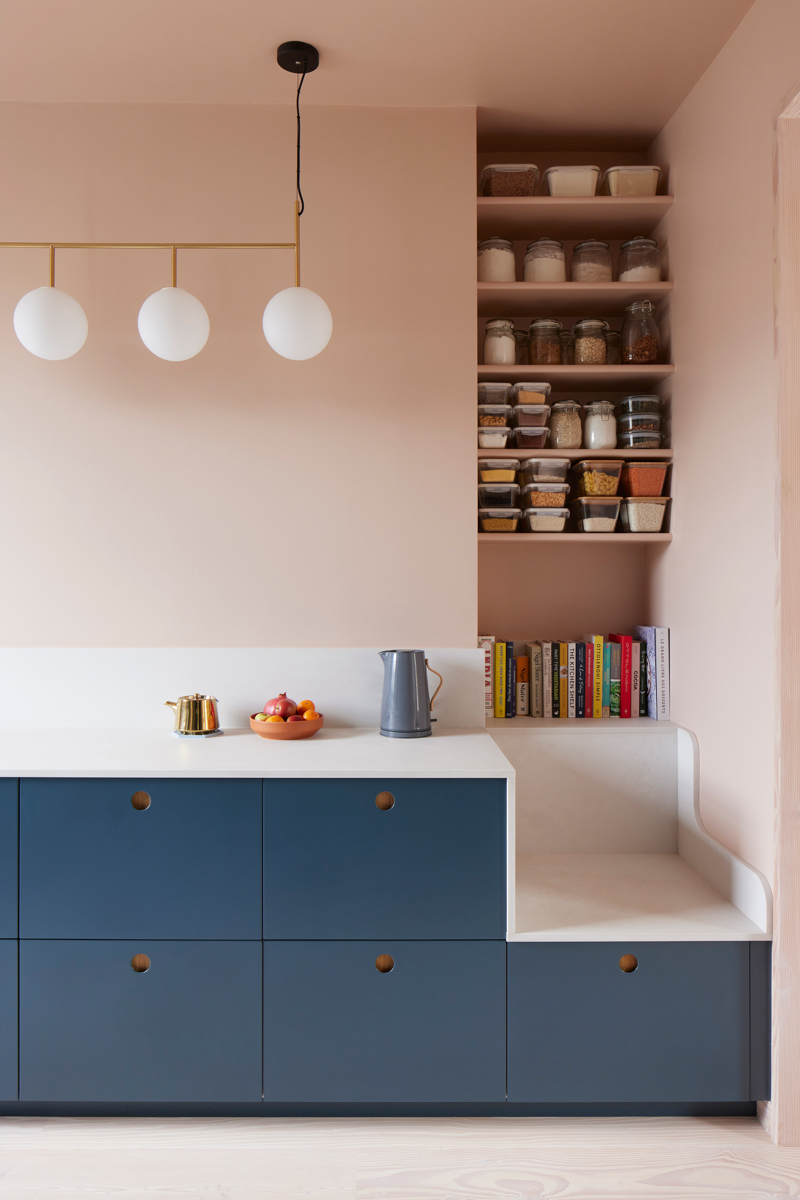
[478,280,673,318]
[477,448,673,460]
[486,716,676,732]
[477,363,674,390]
[477,195,674,240]
[479,533,672,545]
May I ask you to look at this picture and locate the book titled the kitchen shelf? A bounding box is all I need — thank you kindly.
[478,627,669,720]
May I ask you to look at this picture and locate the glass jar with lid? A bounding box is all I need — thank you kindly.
[605,329,621,364]
[514,329,528,364]
[570,239,613,283]
[559,329,573,364]
[527,318,562,364]
[550,401,582,449]
[618,237,662,283]
[477,237,516,283]
[583,401,617,450]
[622,300,659,363]
[523,238,566,283]
[483,319,517,364]
[571,318,608,365]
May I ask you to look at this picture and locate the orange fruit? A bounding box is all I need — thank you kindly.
[266,714,285,723]
[297,700,315,714]
[302,709,319,721]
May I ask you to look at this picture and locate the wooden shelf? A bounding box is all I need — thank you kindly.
[478,533,672,544]
[477,195,674,240]
[486,716,677,733]
[478,363,674,391]
[478,280,673,318]
[477,448,673,460]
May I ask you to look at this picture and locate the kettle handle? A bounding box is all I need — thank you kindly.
[425,660,443,710]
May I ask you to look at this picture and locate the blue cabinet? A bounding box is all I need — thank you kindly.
[263,939,506,1101]
[263,778,506,939]
[0,780,17,938]
[19,940,262,1101]
[20,779,261,939]
[507,941,751,1102]
[0,941,17,1100]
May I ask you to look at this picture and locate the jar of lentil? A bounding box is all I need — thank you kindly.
[583,400,617,450]
[559,329,573,363]
[571,318,608,365]
[570,239,613,283]
[523,238,566,283]
[605,329,621,364]
[514,328,529,364]
[477,237,516,283]
[618,236,662,283]
[484,318,517,365]
[622,300,659,363]
[527,318,562,365]
[550,401,582,449]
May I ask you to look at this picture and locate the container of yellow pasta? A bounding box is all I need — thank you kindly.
[573,459,623,497]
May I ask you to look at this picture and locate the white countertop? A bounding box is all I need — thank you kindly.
[0,726,514,779]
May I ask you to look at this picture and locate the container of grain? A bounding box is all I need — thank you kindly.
[550,401,582,449]
[570,240,612,283]
[618,429,662,449]
[618,236,662,282]
[574,459,623,497]
[571,496,621,532]
[622,300,659,363]
[478,483,520,508]
[478,404,513,427]
[478,426,511,448]
[619,496,670,533]
[479,507,521,532]
[478,381,512,405]
[478,237,516,282]
[479,458,520,483]
[510,381,552,404]
[512,426,550,449]
[602,165,661,196]
[527,318,562,364]
[511,404,551,428]
[480,164,539,196]
[618,412,662,433]
[522,508,570,533]
[571,319,609,365]
[620,461,668,497]
[520,481,570,509]
[517,457,570,484]
[523,238,566,282]
[618,395,662,416]
[542,165,601,196]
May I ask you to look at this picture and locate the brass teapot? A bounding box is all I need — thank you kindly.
[165,694,220,735]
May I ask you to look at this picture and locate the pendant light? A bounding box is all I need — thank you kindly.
[137,247,210,361]
[12,247,88,360]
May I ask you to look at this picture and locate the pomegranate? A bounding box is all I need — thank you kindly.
[264,692,297,718]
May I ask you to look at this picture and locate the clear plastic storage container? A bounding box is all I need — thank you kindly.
[512,426,550,449]
[571,496,621,532]
[543,165,601,196]
[618,412,662,433]
[517,457,570,484]
[620,461,668,497]
[510,381,552,403]
[619,496,669,532]
[478,426,511,448]
[523,238,566,282]
[479,458,520,483]
[477,237,516,282]
[619,429,662,449]
[522,507,570,532]
[478,404,512,427]
[477,381,512,405]
[511,404,551,427]
[574,460,623,497]
[479,507,522,532]
[520,481,570,509]
[602,165,661,196]
[618,395,662,416]
[478,483,520,508]
[480,164,539,196]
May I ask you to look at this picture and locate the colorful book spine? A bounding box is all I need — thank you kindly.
[542,642,553,717]
[527,643,543,717]
[609,634,633,718]
[478,636,495,714]
[505,642,516,718]
[575,642,586,718]
[584,640,594,718]
[567,643,576,718]
[583,634,604,718]
[558,642,568,718]
[516,655,529,716]
[551,643,561,719]
[631,641,641,720]
[633,626,670,720]
[494,640,506,719]
[639,641,648,716]
[609,642,621,717]
[602,643,611,718]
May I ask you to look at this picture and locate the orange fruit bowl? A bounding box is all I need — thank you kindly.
[250,713,324,740]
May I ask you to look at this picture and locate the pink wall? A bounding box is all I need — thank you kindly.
[648,0,800,883]
[0,103,476,646]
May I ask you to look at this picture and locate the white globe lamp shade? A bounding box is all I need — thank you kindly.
[262,286,332,360]
[13,287,88,360]
[137,287,210,361]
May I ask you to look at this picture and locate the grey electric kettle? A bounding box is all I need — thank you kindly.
[379,650,443,738]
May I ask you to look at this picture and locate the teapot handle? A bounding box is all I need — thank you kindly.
[425,660,443,710]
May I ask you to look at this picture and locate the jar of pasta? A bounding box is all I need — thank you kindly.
[527,318,562,364]
[571,318,608,365]
[483,318,517,364]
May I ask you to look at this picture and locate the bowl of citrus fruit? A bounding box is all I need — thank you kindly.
[250,693,324,740]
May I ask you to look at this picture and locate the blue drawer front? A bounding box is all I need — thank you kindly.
[508,941,751,1102]
[20,778,261,939]
[263,940,506,1102]
[263,778,506,938]
[0,780,17,938]
[20,940,262,1101]
[0,941,17,1100]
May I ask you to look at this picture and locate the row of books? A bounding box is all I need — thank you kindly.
[478,628,670,720]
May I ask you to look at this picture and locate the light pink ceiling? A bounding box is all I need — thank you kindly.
[0,0,755,147]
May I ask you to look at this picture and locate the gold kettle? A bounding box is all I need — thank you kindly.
[165,694,220,735]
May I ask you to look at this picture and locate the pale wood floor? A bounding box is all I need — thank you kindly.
[0,1116,799,1198]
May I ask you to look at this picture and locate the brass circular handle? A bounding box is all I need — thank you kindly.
[619,954,638,973]
[375,954,394,973]
[131,791,151,811]
[375,791,395,811]
[131,954,151,973]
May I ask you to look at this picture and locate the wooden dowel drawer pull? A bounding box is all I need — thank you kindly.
[131,791,151,810]
[375,791,395,811]
[375,954,394,973]
[131,954,151,973]
[619,954,638,973]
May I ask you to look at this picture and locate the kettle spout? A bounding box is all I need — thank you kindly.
[164,701,177,711]
[379,651,390,663]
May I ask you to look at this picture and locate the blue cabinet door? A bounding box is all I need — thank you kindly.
[507,941,751,1102]
[20,940,262,1101]
[263,779,506,938]
[0,941,17,1100]
[20,779,261,939]
[0,780,18,938]
[263,940,506,1101]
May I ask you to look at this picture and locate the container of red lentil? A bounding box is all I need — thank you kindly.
[620,461,668,497]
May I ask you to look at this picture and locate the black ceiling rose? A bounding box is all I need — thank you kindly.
[277,42,319,74]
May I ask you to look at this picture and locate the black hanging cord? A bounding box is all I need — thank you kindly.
[296,67,307,217]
